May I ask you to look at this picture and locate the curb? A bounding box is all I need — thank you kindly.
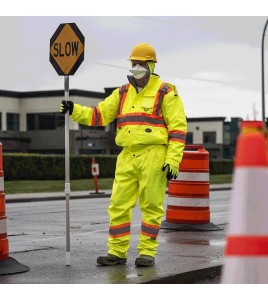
[143,265,222,284]
[5,186,232,204]
[210,187,232,191]
[5,193,111,203]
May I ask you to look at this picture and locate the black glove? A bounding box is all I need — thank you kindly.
[162,163,178,180]
[60,100,74,115]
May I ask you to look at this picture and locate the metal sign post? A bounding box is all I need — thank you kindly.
[64,76,71,265]
[49,23,85,266]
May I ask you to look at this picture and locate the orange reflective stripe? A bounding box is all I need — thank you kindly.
[109,222,131,238]
[141,221,160,239]
[91,107,96,126]
[168,130,187,143]
[225,236,268,256]
[153,83,172,116]
[117,82,172,125]
[118,84,130,115]
[92,107,103,126]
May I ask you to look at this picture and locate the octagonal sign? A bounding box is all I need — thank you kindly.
[50,23,85,76]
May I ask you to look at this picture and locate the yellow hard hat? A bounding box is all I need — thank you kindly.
[129,43,157,63]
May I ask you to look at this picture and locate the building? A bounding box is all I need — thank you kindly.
[1,88,266,158]
[0,88,121,155]
[186,117,243,159]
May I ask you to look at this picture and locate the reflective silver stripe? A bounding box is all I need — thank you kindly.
[0,176,4,192]
[141,222,160,237]
[159,84,170,94]
[168,197,210,207]
[0,218,7,234]
[118,84,130,115]
[154,84,169,116]
[154,93,163,116]
[173,172,209,182]
[168,132,187,142]
[109,223,131,237]
[117,115,166,127]
[92,107,102,126]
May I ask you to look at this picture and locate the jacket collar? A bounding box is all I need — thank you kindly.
[127,74,161,95]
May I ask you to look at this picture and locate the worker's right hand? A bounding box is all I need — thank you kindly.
[60,100,74,115]
[162,163,178,180]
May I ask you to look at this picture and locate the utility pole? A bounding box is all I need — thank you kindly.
[261,18,268,122]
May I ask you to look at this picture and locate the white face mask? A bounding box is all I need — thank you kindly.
[129,64,148,80]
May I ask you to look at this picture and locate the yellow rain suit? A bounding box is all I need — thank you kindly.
[70,74,187,258]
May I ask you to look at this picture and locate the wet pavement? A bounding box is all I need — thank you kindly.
[0,186,231,284]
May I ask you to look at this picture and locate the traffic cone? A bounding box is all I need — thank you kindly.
[0,143,29,275]
[161,145,221,231]
[221,121,268,283]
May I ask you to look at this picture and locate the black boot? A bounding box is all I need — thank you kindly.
[97,254,127,266]
[135,255,155,267]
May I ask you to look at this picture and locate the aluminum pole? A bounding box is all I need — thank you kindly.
[64,76,71,266]
[261,18,268,122]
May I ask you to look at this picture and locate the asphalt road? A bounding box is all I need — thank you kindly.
[0,190,231,284]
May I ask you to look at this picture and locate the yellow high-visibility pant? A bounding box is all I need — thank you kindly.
[107,145,167,258]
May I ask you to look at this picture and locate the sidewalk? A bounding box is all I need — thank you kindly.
[5,184,232,203]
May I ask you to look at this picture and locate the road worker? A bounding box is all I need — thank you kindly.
[60,43,187,267]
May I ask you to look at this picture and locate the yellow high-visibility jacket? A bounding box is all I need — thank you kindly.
[71,74,187,166]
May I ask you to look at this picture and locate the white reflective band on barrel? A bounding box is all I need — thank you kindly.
[167,197,210,207]
[0,176,4,192]
[0,218,7,234]
[174,172,209,182]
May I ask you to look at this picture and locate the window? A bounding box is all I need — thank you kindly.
[27,114,36,130]
[223,123,230,145]
[0,112,2,130]
[186,132,193,144]
[39,114,56,130]
[203,131,216,144]
[7,113,20,131]
[27,113,64,130]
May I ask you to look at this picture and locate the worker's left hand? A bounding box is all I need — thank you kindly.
[162,163,178,180]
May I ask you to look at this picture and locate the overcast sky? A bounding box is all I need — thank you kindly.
[1,2,268,121]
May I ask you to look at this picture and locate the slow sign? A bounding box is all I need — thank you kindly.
[50,23,85,76]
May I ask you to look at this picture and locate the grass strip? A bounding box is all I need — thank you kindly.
[4,174,232,194]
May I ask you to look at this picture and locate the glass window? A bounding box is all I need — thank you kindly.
[223,123,230,145]
[27,114,36,130]
[39,114,56,130]
[7,113,20,131]
[203,131,216,144]
[186,132,193,144]
[27,113,64,130]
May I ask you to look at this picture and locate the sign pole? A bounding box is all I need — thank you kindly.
[64,75,71,266]
[50,22,84,266]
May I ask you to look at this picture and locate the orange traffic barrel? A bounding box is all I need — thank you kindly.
[161,145,221,231]
[0,143,29,275]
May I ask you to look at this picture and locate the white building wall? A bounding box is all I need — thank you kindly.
[1,94,104,132]
[20,96,59,131]
[0,96,20,131]
[188,121,224,144]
